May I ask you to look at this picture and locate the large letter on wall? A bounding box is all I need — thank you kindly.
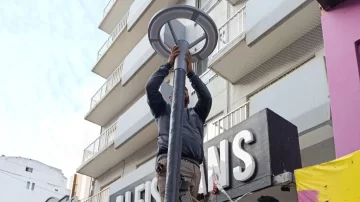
[151,177,161,202]
[125,192,132,202]
[207,139,230,191]
[232,130,256,181]
[144,181,152,202]
[135,183,145,202]
[116,195,124,202]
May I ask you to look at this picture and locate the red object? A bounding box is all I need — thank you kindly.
[211,174,218,195]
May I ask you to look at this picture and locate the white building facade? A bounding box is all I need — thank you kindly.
[0,155,70,202]
[77,0,331,201]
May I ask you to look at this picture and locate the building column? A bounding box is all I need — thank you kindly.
[322,0,360,157]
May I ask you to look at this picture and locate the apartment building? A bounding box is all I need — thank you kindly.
[0,155,70,202]
[77,0,332,201]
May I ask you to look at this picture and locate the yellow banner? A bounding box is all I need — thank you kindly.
[295,150,360,201]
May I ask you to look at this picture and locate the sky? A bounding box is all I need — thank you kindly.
[0,0,110,181]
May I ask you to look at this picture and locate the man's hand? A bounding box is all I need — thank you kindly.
[186,51,193,74]
[168,46,193,74]
[167,46,180,68]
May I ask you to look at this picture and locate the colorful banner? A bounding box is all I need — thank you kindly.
[295,150,360,201]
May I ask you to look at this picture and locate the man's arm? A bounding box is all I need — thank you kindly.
[145,63,171,118]
[188,72,212,123]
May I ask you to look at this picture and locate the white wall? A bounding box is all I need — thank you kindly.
[249,56,330,133]
[0,156,70,202]
[93,139,157,193]
[245,0,307,44]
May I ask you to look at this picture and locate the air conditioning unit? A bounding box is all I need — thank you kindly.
[225,0,246,6]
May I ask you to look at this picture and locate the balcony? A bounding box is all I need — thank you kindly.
[208,0,321,83]
[85,35,166,126]
[93,0,179,79]
[204,102,249,142]
[79,89,171,178]
[99,0,134,34]
[82,188,109,202]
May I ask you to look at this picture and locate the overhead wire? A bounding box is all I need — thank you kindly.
[0,169,66,197]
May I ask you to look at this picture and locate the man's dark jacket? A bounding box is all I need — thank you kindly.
[145,63,212,164]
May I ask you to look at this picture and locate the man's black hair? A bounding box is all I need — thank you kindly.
[257,196,279,202]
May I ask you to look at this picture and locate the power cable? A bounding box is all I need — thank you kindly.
[0,169,66,196]
[2,159,67,186]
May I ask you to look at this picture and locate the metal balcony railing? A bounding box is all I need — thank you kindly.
[201,0,221,13]
[98,12,129,60]
[205,102,249,142]
[212,6,246,57]
[90,62,123,110]
[82,122,117,163]
[82,187,110,202]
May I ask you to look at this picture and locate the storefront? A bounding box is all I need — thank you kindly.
[108,109,303,201]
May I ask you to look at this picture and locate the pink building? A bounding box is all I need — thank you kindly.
[321,0,360,157]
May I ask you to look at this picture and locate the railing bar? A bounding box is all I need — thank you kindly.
[211,102,249,125]
[97,12,129,60]
[217,6,246,30]
[82,122,117,163]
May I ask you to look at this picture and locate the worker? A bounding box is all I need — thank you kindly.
[145,46,212,201]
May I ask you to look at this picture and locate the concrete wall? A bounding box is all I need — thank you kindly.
[0,156,69,202]
[245,0,310,45]
[93,139,157,193]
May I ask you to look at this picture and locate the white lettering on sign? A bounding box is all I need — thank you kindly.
[114,130,257,199]
[207,140,230,191]
[207,130,256,190]
[117,178,161,202]
[115,195,123,202]
[151,178,161,201]
[200,164,208,194]
[135,183,144,202]
[232,130,256,181]
[144,181,152,202]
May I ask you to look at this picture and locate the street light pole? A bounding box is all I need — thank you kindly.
[148,5,218,201]
[165,39,189,202]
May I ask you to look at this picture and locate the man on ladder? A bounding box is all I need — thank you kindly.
[145,46,212,201]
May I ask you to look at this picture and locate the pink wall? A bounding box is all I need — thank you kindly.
[322,0,360,158]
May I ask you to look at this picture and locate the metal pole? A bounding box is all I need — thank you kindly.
[165,39,189,202]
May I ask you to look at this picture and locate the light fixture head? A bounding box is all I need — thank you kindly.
[148,5,218,63]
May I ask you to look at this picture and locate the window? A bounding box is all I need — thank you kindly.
[26,181,30,189]
[31,183,35,191]
[25,167,33,173]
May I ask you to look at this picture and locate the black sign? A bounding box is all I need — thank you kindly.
[109,108,301,202]
[203,108,301,201]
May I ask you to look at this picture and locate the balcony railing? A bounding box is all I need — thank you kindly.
[90,62,123,110]
[201,0,221,13]
[103,0,116,17]
[205,102,249,142]
[212,6,246,57]
[82,122,117,163]
[82,187,109,202]
[98,12,129,60]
